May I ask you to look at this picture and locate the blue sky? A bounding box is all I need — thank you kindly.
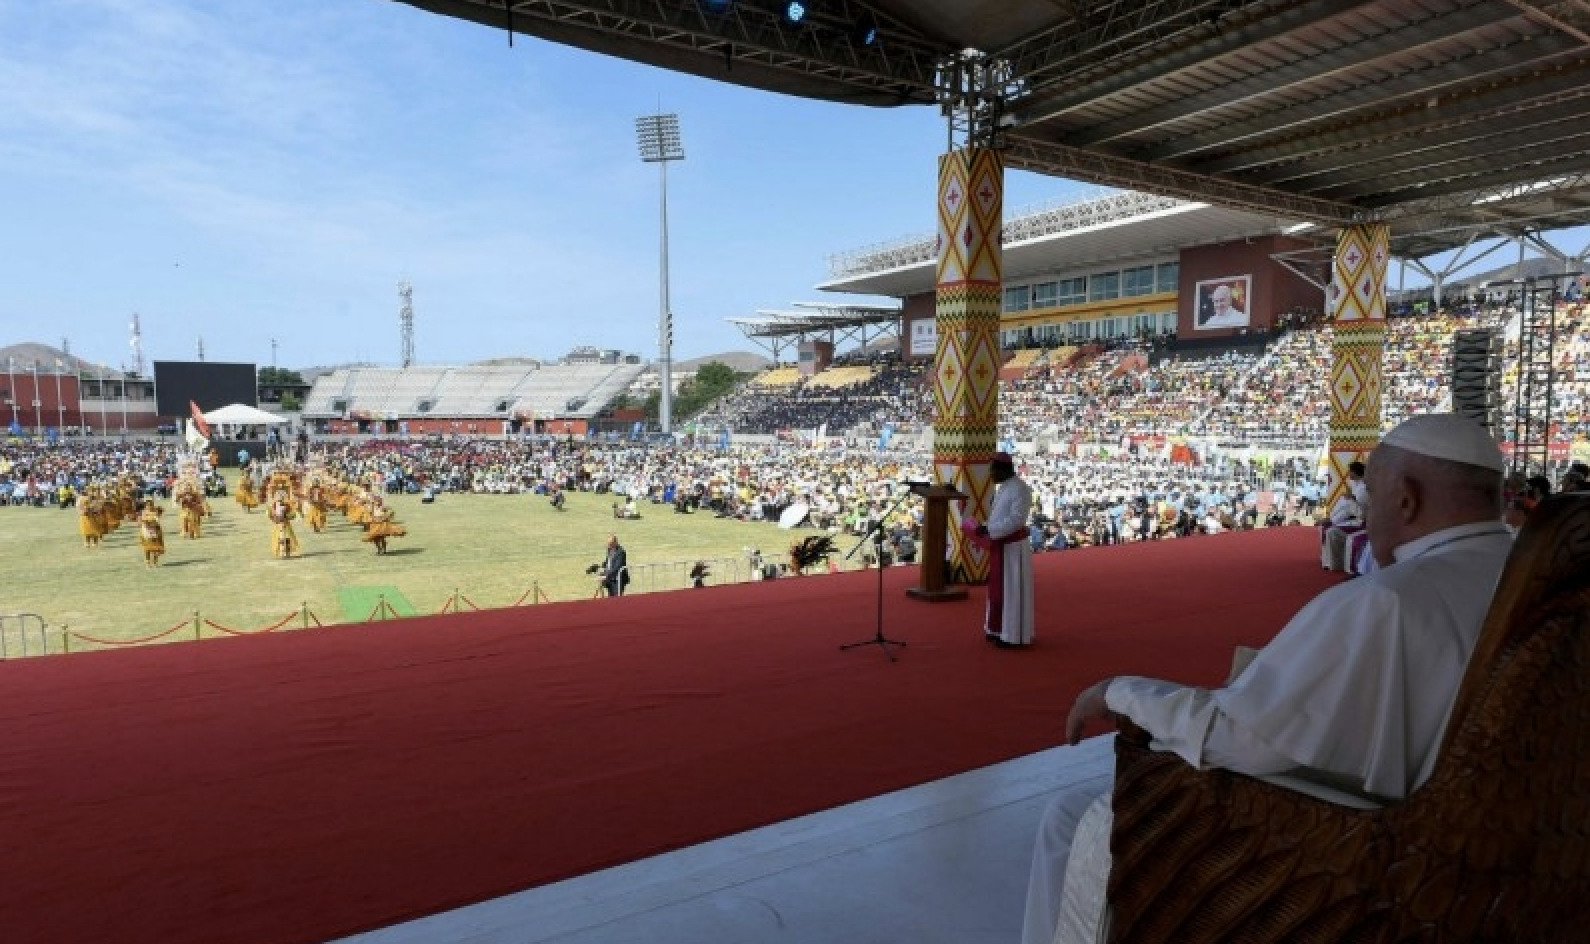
[3,1,1584,373]
[0,0,1086,371]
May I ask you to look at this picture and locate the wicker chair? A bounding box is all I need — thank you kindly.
[1106,493,1590,944]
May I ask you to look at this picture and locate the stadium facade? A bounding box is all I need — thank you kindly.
[816,190,1327,357]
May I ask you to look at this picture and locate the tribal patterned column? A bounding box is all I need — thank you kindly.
[1326,222,1389,511]
[933,147,1003,583]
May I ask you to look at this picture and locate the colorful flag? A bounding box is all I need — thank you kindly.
[189,400,211,439]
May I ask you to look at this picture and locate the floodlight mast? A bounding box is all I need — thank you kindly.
[636,113,684,436]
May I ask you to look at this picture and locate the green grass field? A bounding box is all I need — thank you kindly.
[3,490,850,654]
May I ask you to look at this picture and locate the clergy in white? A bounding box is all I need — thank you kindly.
[975,452,1036,647]
[1022,413,1512,944]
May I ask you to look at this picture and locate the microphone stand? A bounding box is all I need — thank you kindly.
[840,485,914,661]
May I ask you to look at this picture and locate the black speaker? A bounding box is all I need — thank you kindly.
[1450,329,1502,433]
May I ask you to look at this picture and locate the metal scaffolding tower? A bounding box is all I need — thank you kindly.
[1503,274,1573,479]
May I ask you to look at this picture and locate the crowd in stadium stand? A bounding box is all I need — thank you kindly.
[687,300,1588,457]
[984,304,1573,447]
[695,350,929,435]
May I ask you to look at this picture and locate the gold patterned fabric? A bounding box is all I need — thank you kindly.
[933,147,1003,582]
[1327,223,1388,511]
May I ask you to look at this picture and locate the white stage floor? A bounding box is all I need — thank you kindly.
[337,737,1115,944]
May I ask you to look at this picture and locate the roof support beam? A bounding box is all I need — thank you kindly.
[1133,30,1585,162]
[1522,230,1571,262]
[1501,0,1590,44]
[1379,166,1590,217]
[1247,94,1590,188]
[1310,127,1590,200]
[1322,135,1590,201]
[1003,136,1359,225]
[1196,56,1590,177]
[993,0,1229,93]
[1063,0,1516,147]
[1014,0,1379,125]
[398,0,946,103]
[1430,233,1515,280]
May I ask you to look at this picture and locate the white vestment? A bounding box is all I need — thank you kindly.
[985,474,1035,644]
[1023,521,1514,944]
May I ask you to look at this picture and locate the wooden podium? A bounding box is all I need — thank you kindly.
[905,483,969,602]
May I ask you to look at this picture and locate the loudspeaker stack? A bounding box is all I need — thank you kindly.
[1450,328,1502,433]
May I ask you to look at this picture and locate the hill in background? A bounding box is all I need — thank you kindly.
[676,351,769,374]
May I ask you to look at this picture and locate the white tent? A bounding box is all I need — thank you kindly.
[201,403,288,425]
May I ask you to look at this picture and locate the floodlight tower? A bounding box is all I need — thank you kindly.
[635,113,684,435]
[399,280,415,368]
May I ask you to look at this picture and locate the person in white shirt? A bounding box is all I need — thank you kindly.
[1021,413,1512,944]
[1321,460,1368,570]
[972,452,1036,648]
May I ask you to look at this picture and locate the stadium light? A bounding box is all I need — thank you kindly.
[635,113,685,436]
[853,14,878,47]
[784,1,806,24]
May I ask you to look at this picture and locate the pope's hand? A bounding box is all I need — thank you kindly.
[1065,679,1114,745]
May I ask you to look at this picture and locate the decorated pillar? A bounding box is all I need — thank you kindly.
[932,147,1003,582]
[1326,222,1389,511]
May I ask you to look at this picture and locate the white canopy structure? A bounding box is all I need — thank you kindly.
[202,403,288,425]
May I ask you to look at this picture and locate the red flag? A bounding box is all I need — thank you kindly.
[189,400,211,439]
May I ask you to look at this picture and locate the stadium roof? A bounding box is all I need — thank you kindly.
[396,1,1590,258]
[728,302,900,336]
[727,302,901,356]
[819,190,1300,296]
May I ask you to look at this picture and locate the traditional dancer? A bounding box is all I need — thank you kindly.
[304,478,329,533]
[361,496,407,555]
[78,490,104,548]
[176,477,205,540]
[268,488,301,559]
[138,499,166,567]
[236,465,260,513]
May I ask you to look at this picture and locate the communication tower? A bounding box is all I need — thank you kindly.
[129,313,145,377]
[399,281,415,368]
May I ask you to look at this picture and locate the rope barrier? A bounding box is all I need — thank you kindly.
[367,596,401,622]
[54,556,759,654]
[437,591,480,615]
[511,581,552,606]
[201,612,298,637]
[67,619,193,648]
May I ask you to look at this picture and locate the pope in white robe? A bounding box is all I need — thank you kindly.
[1023,413,1513,944]
[974,452,1035,647]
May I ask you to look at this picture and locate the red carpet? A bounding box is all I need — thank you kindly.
[0,528,1338,944]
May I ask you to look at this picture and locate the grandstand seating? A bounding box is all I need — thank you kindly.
[1004,349,1044,370]
[806,366,875,390]
[301,363,647,422]
[750,367,803,388]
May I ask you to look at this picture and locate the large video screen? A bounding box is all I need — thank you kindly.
[153,361,257,417]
